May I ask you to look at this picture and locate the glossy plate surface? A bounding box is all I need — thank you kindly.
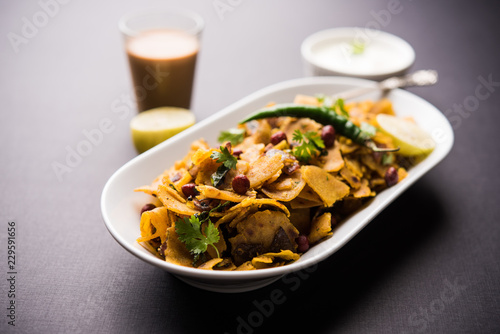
[101,77,453,293]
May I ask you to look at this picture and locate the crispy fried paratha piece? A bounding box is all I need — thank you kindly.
[157,184,200,216]
[197,185,255,202]
[308,212,333,245]
[321,142,345,172]
[245,153,284,189]
[251,250,300,269]
[229,210,299,265]
[137,206,171,243]
[301,165,350,207]
[164,224,194,267]
[261,170,306,202]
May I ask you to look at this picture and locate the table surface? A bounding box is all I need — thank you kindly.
[1,0,500,333]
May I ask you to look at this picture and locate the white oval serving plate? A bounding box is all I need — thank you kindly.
[101,76,453,293]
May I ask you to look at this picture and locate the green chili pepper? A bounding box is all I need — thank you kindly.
[239,103,399,152]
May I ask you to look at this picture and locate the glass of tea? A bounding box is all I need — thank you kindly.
[119,8,204,112]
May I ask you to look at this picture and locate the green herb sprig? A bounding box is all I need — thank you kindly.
[176,215,220,262]
[292,130,325,163]
[175,201,231,263]
[332,98,349,118]
[210,146,238,187]
[217,128,245,145]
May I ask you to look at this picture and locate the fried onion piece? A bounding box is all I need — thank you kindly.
[302,165,350,207]
[308,212,333,244]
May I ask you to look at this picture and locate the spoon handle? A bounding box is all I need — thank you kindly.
[334,70,439,101]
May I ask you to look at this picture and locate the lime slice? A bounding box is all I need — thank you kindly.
[130,107,195,153]
[376,114,435,156]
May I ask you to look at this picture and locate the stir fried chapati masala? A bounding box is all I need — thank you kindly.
[135,94,433,270]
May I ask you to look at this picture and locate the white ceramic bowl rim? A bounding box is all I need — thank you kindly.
[301,27,416,77]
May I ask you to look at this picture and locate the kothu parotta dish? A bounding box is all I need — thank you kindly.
[134,94,434,271]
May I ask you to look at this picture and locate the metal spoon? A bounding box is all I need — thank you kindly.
[333,69,439,101]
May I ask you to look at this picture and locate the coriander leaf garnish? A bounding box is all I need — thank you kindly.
[332,98,349,118]
[175,215,220,262]
[175,201,231,263]
[351,41,365,55]
[210,146,238,187]
[315,94,326,104]
[315,93,334,108]
[218,128,245,145]
[332,99,349,118]
[292,130,325,163]
[211,146,237,170]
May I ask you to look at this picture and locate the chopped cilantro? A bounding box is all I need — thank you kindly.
[217,128,245,145]
[211,146,237,170]
[315,94,326,104]
[332,98,349,118]
[292,130,325,163]
[175,201,231,263]
[210,146,237,187]
[351,41,365,55]
[175,215,220,262]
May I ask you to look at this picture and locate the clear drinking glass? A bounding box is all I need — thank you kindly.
[119,8,204,111]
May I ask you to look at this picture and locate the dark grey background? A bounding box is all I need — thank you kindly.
[1,0,499,333]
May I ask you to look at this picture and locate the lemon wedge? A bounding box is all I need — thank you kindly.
[130,107,195,153]
[376,114,435,156]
